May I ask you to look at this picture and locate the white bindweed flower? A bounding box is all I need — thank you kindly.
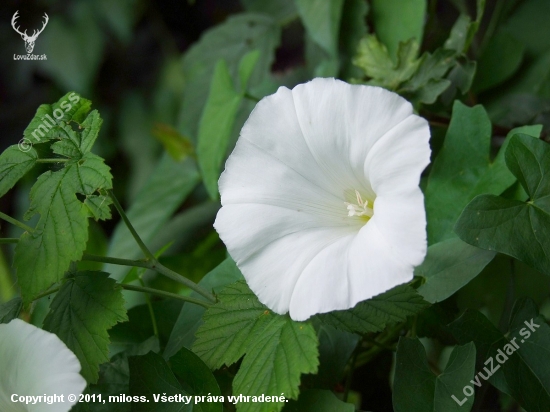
[214,78,431,321]
[0,319,86,412]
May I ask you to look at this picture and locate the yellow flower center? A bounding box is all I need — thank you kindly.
[344,189,373,221]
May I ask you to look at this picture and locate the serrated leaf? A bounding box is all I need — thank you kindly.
[416,237,495,303]
[0,145,38,198]
[164,258,244,358]
[192,281,319,412]
[23,92,91,144]
[425,102,541,244]
[84,194,113,221]
[393,338,476,412]
[399,48,455,104]
[353,35,420,90]
[43,271,128,383]
[449,299,550,411]
[455,134,550,275]
[315,284,429,335]
[0,297,22,324]
[15,152,112,302]
[129,352,191,412]
[197,59,244,200]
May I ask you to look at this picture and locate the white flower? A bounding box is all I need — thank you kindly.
[0,319,86,412]
[214,78,431,321]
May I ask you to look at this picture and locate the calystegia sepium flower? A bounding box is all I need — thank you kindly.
[215,78,431,321]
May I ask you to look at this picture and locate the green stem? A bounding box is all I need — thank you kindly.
[82,253,216,303]
[0,212,34,233]
[139,278,159,337]
[0,238,19,244]
[121,284,213,309]
[108,190,156,261]
[34,285,60,301]
[355,323,404,368]
[37,158,69,164]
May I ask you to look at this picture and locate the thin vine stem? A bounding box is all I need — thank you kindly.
[82,253,216,303]
[33,285,61,300]
[0,238,19,244]
[0,212,34,233]
[36,158,69,164]
[121,284,213,308]
[108,190,156,261]
[106,190,216,303]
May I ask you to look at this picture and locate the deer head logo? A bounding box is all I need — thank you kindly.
[11,11,49,54]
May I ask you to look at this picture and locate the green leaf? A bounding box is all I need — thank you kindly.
[295,0,345,57]
[284,389,354,411]
[192,281,319,412]
[15,152,112,302]
[371,0,426,59]
[455,134,550,275]
[399,48,455,104]
[240,0,297,25]
[416,238,495,303]
[43,271,128,383]
[316,284,429,335]
[353,35,420,90]
[105,154,200,282]
[170,347,222,412]
[502,0,550,56]
[0,297,22,324]
[444,0,485,55]
[425,102,541,244]
[311,325,359,389]
[164,258,244,358]
[339,0,369,79]
[393,337,476,412]
[197,59,244,200]
[129,351,191,412]
[473,31,525,93]
[238,50,261,93]
[84,194,113,221]
[23,92,92,144]
[0,145,38,198]
[178,14,280,140]
[449,299,550,411]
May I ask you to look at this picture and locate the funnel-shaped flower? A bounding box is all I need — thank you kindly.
[215,78,431,321]
[0,319,86,412]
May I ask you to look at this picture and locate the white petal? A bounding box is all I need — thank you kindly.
[0,319,86,412]
[365,114,431,197]
[292,78,414,199]
[371,189,428,268]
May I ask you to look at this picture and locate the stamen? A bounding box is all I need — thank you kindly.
[344,190,374,218]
